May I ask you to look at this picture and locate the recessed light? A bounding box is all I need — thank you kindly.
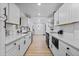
[37,3,41,6]
[38,13,40,16]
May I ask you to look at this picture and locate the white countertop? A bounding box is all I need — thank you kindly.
[50,32,79,51]
[5,32,31,45]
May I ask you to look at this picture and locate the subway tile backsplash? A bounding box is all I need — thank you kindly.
[74,22,79,31]
[59,24,74,33]
[57,22,79,40]
[58,22,79,33]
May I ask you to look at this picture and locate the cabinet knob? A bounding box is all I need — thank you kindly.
[14,43,16,45]
[67,47,69,50]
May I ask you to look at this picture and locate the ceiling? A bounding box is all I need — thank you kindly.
[16,3,63,17]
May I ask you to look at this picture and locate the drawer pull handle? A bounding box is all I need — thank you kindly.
[14,43,16,45]
[18,45,20,50]
[67,47,69,50]
[24,40,26,44]
[66,53,70,56]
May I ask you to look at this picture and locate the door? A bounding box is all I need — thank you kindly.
[33,23,45,35]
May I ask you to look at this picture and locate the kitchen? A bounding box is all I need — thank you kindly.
[0,3,79,56]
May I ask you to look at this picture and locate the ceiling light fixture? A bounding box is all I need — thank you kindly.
[38,13,40,16]
[37,3,41,6]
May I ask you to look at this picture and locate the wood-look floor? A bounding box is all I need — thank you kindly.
[25,34,52,56]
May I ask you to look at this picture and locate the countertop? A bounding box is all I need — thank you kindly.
[5,31,31,45]
[50,32,79,51]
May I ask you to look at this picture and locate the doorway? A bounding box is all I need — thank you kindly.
[33,23,46,35]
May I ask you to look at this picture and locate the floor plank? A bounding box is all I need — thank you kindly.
[25,34,52,56]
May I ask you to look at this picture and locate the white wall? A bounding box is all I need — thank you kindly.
[28,16,54,34]
[33,23,45,35]
[29,17,49,35]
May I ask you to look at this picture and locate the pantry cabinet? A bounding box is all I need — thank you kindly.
[6,3,20,24]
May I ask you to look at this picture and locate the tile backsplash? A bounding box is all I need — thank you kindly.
[59,23,74,33]
[6,24,17,36]
[56,22,79,40]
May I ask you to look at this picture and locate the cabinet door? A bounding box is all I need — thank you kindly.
[0,3,8,21]
[6,45,18,56]
[6,41,19,56]
[25,36,30,49]
[59,4,71,24]
[21,16,28,26]
[59,41,66,56]
[54,10,59,25]
[68,46,79,56]
[59,41,79,56]
[7,3,20,24]
[71,3,79,22]
[19,38,25,56]
[0,21,5,56]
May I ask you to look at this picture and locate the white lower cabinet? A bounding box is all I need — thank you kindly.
[19,36,28,56]
[59,41,79,56]
[59,41,66,56]
[19,38,25,56]
[49,35,79,56]
[6,40,19,56]
[6,33,32,56]
[19,35,31,56]
[67,46,79,56]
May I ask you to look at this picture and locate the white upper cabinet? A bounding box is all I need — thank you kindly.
[57,3,79,25]
[58,3,71,24]
[0,3,8,21]
[6,3,20,24]
[21,13,28,26]
[54,10,59,26]
[71,3,79,22]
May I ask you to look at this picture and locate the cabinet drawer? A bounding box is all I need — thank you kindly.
[6,46,18,56]
[6,41,19,52]
[59,41,79,56]
[65,45,79,56]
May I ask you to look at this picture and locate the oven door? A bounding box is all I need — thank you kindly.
[52,36,59,49]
